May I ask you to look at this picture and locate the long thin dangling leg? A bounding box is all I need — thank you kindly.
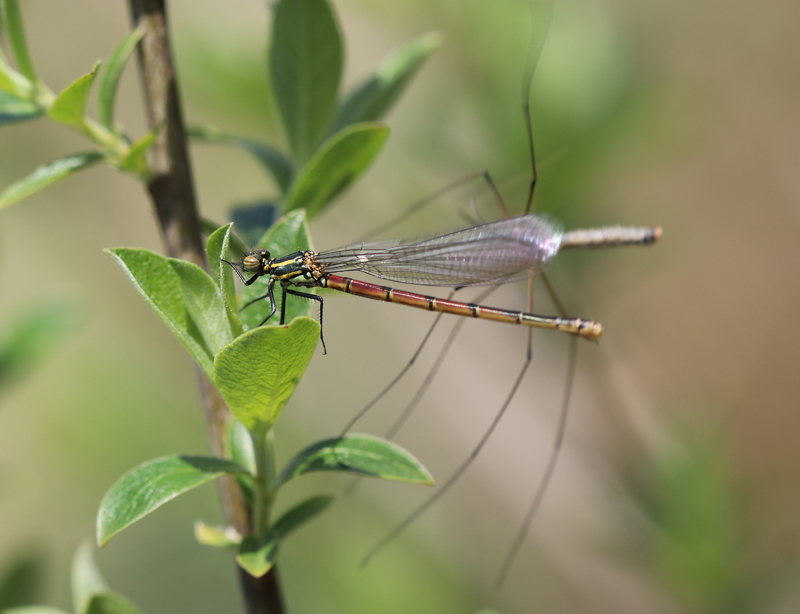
[257,280,277,326]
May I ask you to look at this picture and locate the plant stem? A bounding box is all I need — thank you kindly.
[252,428,276,539]
[126,1,284,611]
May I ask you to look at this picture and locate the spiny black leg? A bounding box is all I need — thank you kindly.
[285,288,327,354]
[257,281,277,326]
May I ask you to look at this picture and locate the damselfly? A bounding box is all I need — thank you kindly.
[225,215,660,353]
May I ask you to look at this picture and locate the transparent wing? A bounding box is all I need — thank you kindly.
[316,214,563,287]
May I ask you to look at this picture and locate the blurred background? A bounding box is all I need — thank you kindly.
[1,0,799,612]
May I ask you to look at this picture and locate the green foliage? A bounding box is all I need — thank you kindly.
[269,0,343,165]
[0,91,41,126]
[330,32,442,132]
[276,434,434,486]
[98,26,145,131]
[283,123,389,217]
[97,455,247,546]
[0,552,44,609]
[214,318,320,433]
[191,0,437,222]
[48,61,101,128]
[1,0,37,83]
[0,153,104,210]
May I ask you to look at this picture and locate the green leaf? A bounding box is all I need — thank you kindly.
[238,209,314,332]
[0,152,104,210]
[105,248,214,379]
[206,223,244,338]
[276,434,433,487]
[98,26,144,131]
[236,535,279,578]
[119,127,157,176]
[0,90,41,126]
[284,123,389,218]
[213,317,319,432]
[188,125,294,194]
[228,417,255,504]
[84,592,144,614]
[331,32,442,133]
[168,258,234,357]
[273,494,333,540]
[48,61,101,128]
[269,0,343,164]
[0,608,70,614]
[71,542,106,614]
[1,0,36,82]
[0,302,77,391]
[97,455,247,546]
[194,521,242,549]
[200,217,249,259]
[0,551,44,609]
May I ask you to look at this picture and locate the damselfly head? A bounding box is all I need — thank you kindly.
[242,249,270,272]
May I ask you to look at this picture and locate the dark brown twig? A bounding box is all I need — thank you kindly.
[127,1,283,611]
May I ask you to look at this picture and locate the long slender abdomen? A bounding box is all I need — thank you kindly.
[322,275,602,340]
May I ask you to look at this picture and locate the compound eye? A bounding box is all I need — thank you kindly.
[242,254,261,271]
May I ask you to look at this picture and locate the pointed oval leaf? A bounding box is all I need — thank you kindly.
[214,317,319,432]
[98,26,145,131]
[97,455,247,546]
[236,535,279,578]
[276,434,433,487]
[119,127,157,176]
[105,248,214,379]
[188,125,294,194]
[284,123,389,218]
[331,32,442,133]
[71,542,107,614]
[0,152,104,210]
[2,0,37,82]
[206,223,243,337]
[0,91,42,127]
[48,61,101,127]
[273,494,333,540]
[269,0,343,163]
[168,258,234,357]
[238,209,314,332]
[194,521,242,549]
[85,591,144,614]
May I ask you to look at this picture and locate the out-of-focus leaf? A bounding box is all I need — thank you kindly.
[331,32,442,133]
[0,152,104,210]
[0,608,70,614]
[272,495,333,540]
[276,434,433,486]
[0,551,44,608]
[236,535,279,578]
[238,209,314,332]
[168,258,234,357]
[105,248,214,379]
[214,317,319,432]
[0,303,77,392]
[84,591,144,614]
[229,202,277,247]
[71,542,106,614]
[2,0,37,82]
[269,0,343,164]
[189,125,293,194]
[97,455,247,546]
[0,91,41,127]
[0,51,32,99]
[47,61,101,128]
[98,26,144,131]
[194,521,242,549]
[228,417,255,504]
[119,127,157,176]
[284,123,389,218]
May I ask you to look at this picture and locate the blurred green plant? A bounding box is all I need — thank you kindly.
[0,0,440,608]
